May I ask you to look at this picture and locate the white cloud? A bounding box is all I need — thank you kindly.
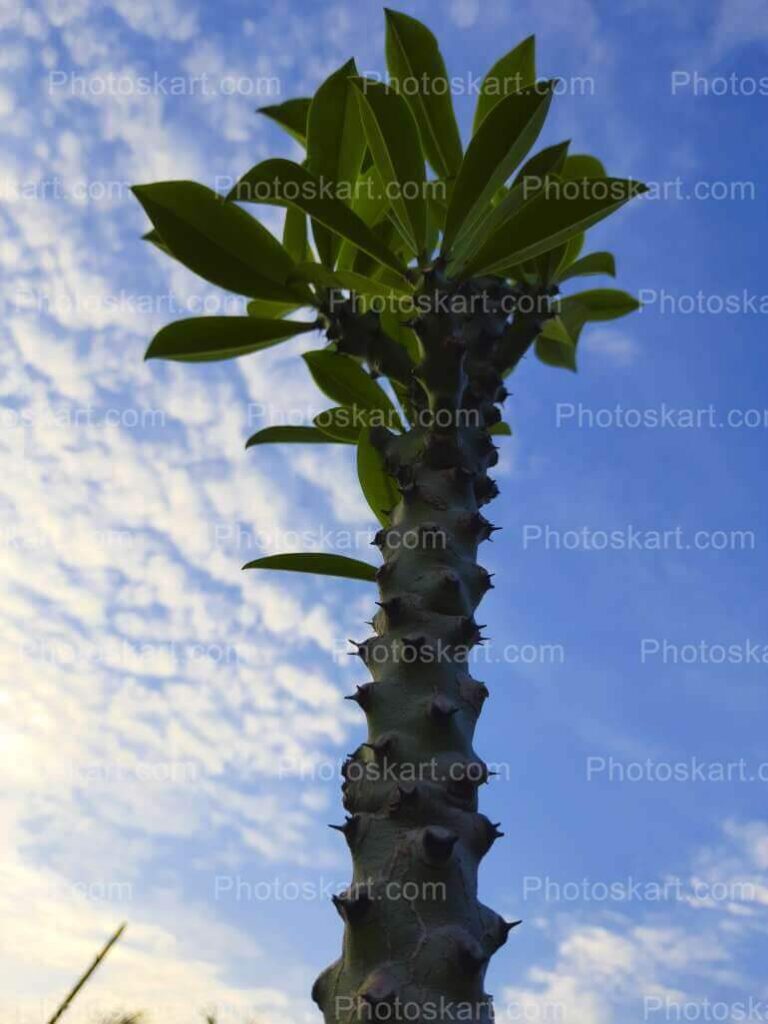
[711,0,768,59]
[582,327,640,367]
[500,820,768,1022]
[450,0,480,29]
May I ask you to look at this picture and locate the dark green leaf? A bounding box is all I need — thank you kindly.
[535,242,569,284]
[307,59,366,268]
[314,407,364,443]
[142,228,171,255]
[247,298,303,318]
[145,316,316,362]
[455,178,648,278]
[559,288,640,321]
[347,217,402,277]
[350,78,427,257]
[303,350,401,426]
[473,35,536,134]
[511,140,571,188]
[559,231,585,271]
[535,315,577,371]
[243,552,376,582]
[380,308,422,364]
[290,262,414,303]
[283,205,309,263]
[442,82,554,254]
[489,421,512,436]
[384,8,462,179]
[245,425,333,448]
[228,159,407,278]
[562,154,606,179]
[258,98,311,144]
[132,181,307,303]
[357,426,399,526]
[558,251,616,282]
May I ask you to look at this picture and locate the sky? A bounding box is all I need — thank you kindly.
[1,0,768,1021]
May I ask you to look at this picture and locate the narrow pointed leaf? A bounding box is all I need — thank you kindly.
[307,58,366,267]
[132,181,307,303]
[290,262,414,303]
[228,159,407,278]
[258,98,311,144]
[145,316,316,362]
[283,205,309,263]
[350,78,427,257]
[142,228,171,255]
[455,178,648,278]
[473,35,536,134]
[243,553,377,582]
[245,425,334,448]
[346,217,401,277]
[511,140,571,188]
[442,82,554,254]
[357,426,399,526]
[384,8,462,179]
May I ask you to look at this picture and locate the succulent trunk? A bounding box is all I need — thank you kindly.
[313,272,547,1024]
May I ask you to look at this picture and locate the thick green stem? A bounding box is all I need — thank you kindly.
[314,278,519,1024]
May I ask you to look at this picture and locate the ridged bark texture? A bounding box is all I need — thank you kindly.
[313,272,548,1024]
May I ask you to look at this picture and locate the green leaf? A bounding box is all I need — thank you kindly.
[559,288,640,321]
[303,350,401,427]
[562,154,606,179]
[455,178,648,278]
[451,178,535,266]
[558,251,616,282]
[380,308,422,364]
[559,230,585,271]
[384,8,462,179]
[350,166,391,226]
[290,262,414,304]
[245,425,333,448]
[357,426,399,526]
[536,242,569,284]
[307,59,366,268]
[350,78,427,257]
[535,315,577,371]
[142,228,171,255]
[473,35,536,134]
[247,298,302,318]
[243,552,376,582]
[314,407,363,443]
[145,316,316,362]
[442,82,554,254]
[283,205,309,263]
[132,181,307,303]
[336,167,394,271]
[347,217,402,277]
[228,159,407,279]
[258,98,311,145]
[511,139,571,188]
[489,421,512,436]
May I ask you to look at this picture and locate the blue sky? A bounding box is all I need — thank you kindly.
[2,0,768,1021]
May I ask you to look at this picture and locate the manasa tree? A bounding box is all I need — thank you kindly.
[132,9,645,1023]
